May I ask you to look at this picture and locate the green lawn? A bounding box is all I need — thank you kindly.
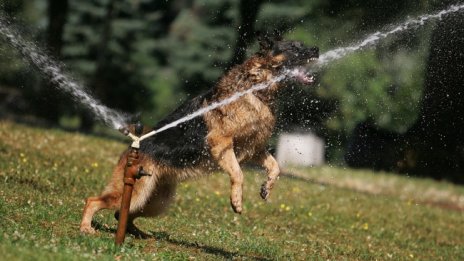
[0,121,463,260]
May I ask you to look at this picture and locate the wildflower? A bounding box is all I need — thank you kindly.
[91,162,99,168]
[362,223,369,230]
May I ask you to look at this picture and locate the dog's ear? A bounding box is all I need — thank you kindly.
[257,31,273,52]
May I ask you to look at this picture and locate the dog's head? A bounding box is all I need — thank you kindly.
[258,32,319,85]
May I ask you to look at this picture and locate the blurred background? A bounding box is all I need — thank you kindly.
[0,0,462,183]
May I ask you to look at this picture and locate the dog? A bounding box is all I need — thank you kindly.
[80,34,319,235]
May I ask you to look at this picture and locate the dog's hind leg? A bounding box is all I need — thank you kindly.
[115,179,177,238]
[80,150,126,234]
[208,135,244,214]
[255,151,280,200]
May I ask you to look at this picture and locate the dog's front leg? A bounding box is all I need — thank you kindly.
[208,135,243,214]
[255,151,280,200]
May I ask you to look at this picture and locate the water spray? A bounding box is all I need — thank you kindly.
[0,18,129,130]
[316,4,464,67]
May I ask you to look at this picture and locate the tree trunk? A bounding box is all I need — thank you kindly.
[227,0,263,68]
[35,0,69,124]
[406,10,464,183]
[79,0,116,132]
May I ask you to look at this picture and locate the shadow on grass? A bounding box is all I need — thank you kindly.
[91,221,271,260]
[150,231,272,261]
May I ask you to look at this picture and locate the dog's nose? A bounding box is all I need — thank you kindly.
[307,47,319,58]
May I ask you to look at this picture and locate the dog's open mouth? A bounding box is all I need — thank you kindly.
[287,66,316,85]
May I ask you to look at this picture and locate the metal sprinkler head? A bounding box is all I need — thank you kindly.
[118,122,145,149]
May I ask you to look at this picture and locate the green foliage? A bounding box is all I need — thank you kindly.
[0,0,451,163]
[319,49,425,133]
[281,1,431,145]
[63,0,160,113]
[157,1,236,95]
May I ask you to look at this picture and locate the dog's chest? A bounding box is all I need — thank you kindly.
[207,94,275,159]
[235,96,274,138]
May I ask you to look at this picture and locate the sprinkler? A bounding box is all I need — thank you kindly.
[115,122,151,245]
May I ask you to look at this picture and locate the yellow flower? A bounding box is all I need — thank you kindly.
[280,203,286,209]
[214,191,221,196]
[91,162,99,168]
[362,223,369,230]
[285,206,291,211]
[307,212,313,217]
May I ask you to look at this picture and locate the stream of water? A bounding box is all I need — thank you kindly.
[0,19,129,129]
[316,4,464,67]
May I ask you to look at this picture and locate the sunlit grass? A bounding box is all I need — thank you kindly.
[0,121,463,260]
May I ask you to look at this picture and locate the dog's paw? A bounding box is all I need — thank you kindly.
[80,226,96,235]
[230,199,243,214]
[260,182,270,200]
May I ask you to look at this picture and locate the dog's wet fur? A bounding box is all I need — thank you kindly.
[80,34,319,235]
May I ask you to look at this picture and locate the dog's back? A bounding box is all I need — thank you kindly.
[140,90,213,168]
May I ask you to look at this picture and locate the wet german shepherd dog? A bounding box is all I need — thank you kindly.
[80,34,319,235]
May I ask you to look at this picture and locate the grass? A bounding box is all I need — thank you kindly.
[0,120,463,260]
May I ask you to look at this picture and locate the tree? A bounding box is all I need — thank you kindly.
[34,0,69,124]
[79,0,115,131]
[405,10,464,183]
[227,0,263,67]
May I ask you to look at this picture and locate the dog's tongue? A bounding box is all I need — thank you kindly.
[288,68,315,85]
[298,74,315,85]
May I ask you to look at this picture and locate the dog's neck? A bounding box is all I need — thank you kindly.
[214,55,282,105]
